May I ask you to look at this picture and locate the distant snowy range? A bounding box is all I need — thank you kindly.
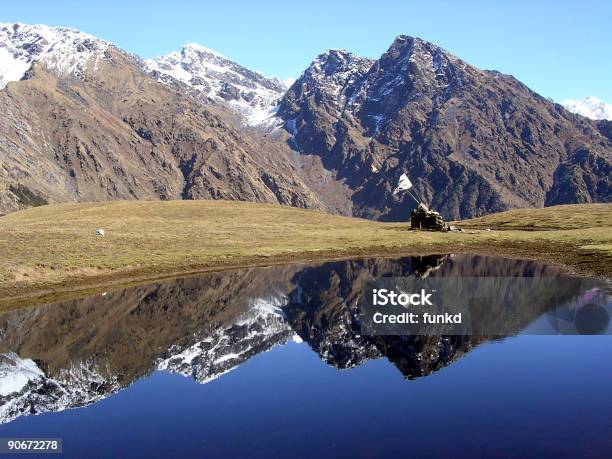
[563,96,612,121]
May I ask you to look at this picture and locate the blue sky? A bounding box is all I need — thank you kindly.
[3,0,611,102]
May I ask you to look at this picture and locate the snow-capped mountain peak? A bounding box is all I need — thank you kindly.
[145,43,288,125]
[183,42,226,59]
[0,22,111,89]
[563,96,612,120]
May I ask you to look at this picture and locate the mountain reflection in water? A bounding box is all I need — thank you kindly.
[0,254,576,425]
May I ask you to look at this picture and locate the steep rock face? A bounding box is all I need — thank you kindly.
[0,24,332,214]
[279,50,375,170]
[547,147,611,205]
[145,43,288,125]
[278,36,612,220]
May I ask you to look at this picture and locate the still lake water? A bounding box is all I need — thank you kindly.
[0,254,611,458]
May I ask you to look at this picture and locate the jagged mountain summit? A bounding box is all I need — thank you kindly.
[563,96,612,121]
[292,49,375,114]
[145,43,287,125]
[0,22,112,88]
[277,35,611,219]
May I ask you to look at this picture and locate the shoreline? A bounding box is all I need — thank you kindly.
[1,239,609,311]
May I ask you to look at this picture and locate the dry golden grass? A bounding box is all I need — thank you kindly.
[457,203,612,231]
[0,200,610,302]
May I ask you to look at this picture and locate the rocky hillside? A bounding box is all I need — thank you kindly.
[277,35,612,219]
[0,23,343,215]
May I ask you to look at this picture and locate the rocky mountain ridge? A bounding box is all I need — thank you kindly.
[0,23,610,219]
[0,23,112,89]
[278,35,611,219]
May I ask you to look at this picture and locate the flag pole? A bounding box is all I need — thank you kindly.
[410,187,427,207]
[404,188,421,205]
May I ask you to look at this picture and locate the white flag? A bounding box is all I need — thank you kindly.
[393,173,412,195]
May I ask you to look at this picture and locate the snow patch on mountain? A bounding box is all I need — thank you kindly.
[0,22,111,89]
[0,353,44,396]
[0,354,121,424]
[282,77,296,88]
[145,43,288,125]
[563,96,612,120]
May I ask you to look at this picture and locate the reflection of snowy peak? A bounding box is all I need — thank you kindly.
[0,353,44,396]
[0,300,291,424]
[0,22,111,89]
[0,298,293,424]
[158,296,292,383]
[0,353,120,424]
[563,96,612,120]
[145,43,288,125]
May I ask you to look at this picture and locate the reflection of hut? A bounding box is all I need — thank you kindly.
[411,254,449,277]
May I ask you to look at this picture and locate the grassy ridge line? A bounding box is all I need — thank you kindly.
[0,200,610,305]
[456,203,612,231]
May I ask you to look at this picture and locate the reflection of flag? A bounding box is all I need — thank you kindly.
[393,173,413,195]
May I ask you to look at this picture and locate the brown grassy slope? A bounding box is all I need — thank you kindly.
[0,49,348,215]
[0,200,610,305]
[457,203,612,230]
